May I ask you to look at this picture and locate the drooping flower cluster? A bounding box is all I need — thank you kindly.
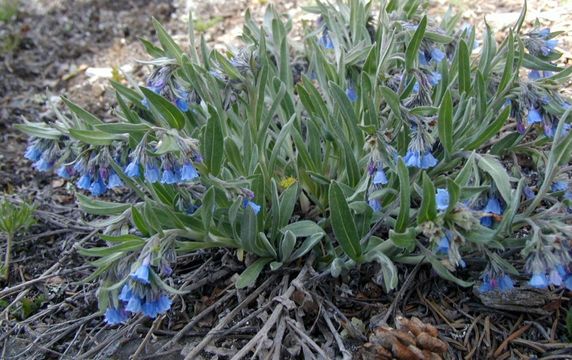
[403,118,438,170]
[24,138,62,173]
[141,64,199,112]
[105,257,172,325]
[523,28,559,57]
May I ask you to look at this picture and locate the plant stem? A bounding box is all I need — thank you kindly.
[3,232,13,281]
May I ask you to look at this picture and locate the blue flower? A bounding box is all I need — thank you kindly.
[372,169,388,186]
[529,272,548,288]
[430,48,446,63]
[346,86,357,102]
[108,172,124,188]
[131,261,151,285]
[181,162,199,181]
[144,162,161,183]
[175,97,189,112]
[522,186,535,200]
[527,107,542,125]
[89,176,107,196]
[541,39,558,56]
[33,157,53,172]
[480,197,502,228]
[25,143,43,161]
[125,294,144,313]
[141,295,172,318]
[125,160,140,178]
[77,173,92,190]
[243,200,261,214]
[57,166,72,179]
[319,29,334,49]
[435,236,449,254]
[538,28,551,38]
[435,188,449,211]
[479,273,514,293]
[551,181,568,192]
[429,72,442,86]
[104,306,130,325]
[403,150,438,169]
[161,169,179,184]
[119,284,133,302]
[368,198,382,212]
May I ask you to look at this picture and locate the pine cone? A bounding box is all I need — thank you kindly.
[356,316,448,360]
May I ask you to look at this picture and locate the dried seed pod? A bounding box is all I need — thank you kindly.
[391,340,422,360]
[392,330,417,346]
[416,332,448,353]
[358,342,393,360]
[396,315,423,336]
[406,344,426,359]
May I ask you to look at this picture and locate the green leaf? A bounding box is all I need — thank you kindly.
[279,183,298,229]
[77,193,130,216]
[477,154,512,203]
[281,221,325,237]
[329,181,362,262]
[417,172,437,223]
[140,87,186,130]
[152,17,184,62]
[61,97,103,126]
[280,230,296,262]
[389,228,417,250]
[427,254,473,287]
[69,129,123,146]
[236,257,272,289]
[14,123,62,140]
[290,233,323,260]
[438,90,453,155]
[95,123,150,134]
[405,16,427,71]
[203,106,224,176]
[467,106,510,150]
[457,40,471,94]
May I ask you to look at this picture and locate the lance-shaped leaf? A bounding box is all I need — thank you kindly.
[329,181,362,262]
[405,16,427,71]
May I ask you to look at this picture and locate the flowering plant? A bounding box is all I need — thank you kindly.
[17,0,572,324]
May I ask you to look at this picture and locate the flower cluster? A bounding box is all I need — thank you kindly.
[403,120,438,170]
[125,152,200,185]
[24,138,61,173]
[523,28,559,57]
[105,257,172,325]
[142,65,199,112]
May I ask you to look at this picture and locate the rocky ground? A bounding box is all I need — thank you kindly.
[1,0,572,359]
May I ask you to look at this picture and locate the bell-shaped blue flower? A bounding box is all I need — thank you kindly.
[181,162,199,181]
[430,48,446,63]
[318,30,334,49]
[161,169,179,184]
[25,143,43,161]
[346,86,357,102]
[57,166,72,179]
[243,200,261,214]
[551,181,568,192]
[368,199,382,212]
[33,157,53,172]
[527,107,542,125]
[141,295,172,318]
[435,236,449,254]
[435,188,449,211]
[77,173,92,190]
[144,162,161,183]
[89,176,107,196]
[108,172,124,188]
[480,197,502,227]
[479,273,514,293]
[125,160,140,178]
[529,272,548,288]
[403,150,438,169]
[175,97,189,112]
[373,169,388,185]
[125,294,144,313]
[105,306,130,325]
[131,261,151,285]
